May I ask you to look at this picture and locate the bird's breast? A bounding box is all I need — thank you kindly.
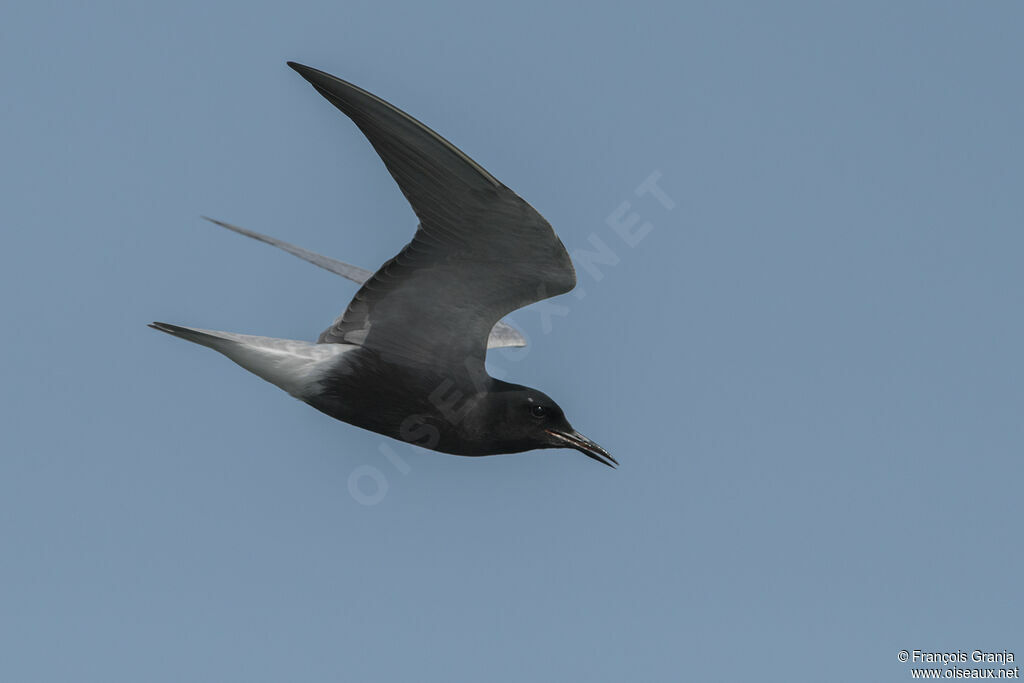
[304,346,490,455]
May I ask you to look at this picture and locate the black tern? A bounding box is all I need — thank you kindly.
[151,62,616,468]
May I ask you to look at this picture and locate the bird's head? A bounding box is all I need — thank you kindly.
[479,382,617,468]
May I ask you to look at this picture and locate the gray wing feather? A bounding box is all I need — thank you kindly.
[202,216,372,283]
[202,216,527,350]
[289,62,573,369]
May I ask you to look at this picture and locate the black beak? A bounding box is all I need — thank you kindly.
[546,429,618,468]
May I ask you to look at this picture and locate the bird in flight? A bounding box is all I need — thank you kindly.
[151,62,616,468]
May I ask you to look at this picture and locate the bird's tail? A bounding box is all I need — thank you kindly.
[148,321,352,399]
[148,322,237,351]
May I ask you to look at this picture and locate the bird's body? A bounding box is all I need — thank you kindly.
[151,62,615,467]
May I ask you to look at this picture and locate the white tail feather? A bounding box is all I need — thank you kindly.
[149,323,354,399]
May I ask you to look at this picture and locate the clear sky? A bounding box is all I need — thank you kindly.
[2,2,1022,681]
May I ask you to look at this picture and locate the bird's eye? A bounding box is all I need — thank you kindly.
[530,404,548,418]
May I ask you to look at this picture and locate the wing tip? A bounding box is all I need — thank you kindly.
[200,215,242,235]
[287,61,322,83]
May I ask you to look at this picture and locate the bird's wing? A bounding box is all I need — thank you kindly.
[201,216,528,350]
[288,62,574,369]
[202,216,373,282]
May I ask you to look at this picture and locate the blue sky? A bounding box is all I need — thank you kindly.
[2,2,1022,681]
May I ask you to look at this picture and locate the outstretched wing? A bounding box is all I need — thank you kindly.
[202,216,372,282]
[289,62,574,369]
[201,216,527,349]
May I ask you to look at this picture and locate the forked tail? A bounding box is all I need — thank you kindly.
[149,322,353,399]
